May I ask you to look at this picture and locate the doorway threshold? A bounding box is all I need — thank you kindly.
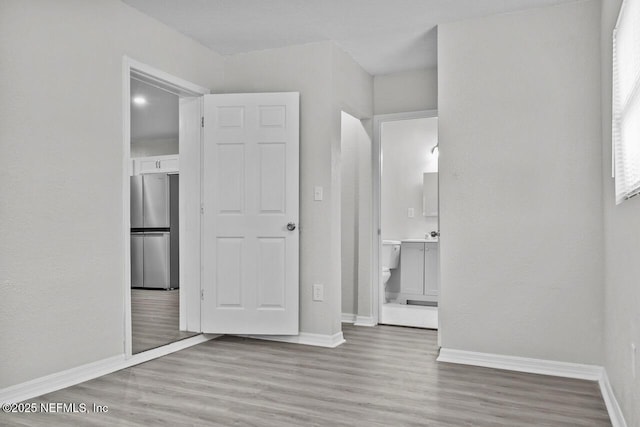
[380,303,438,329]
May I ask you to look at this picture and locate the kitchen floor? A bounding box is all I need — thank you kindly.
[5,325,611,426]
[131,289,198,354]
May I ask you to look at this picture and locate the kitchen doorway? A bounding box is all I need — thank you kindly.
[122,58,208,357]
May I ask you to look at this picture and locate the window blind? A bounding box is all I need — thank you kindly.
[613,0,640,203]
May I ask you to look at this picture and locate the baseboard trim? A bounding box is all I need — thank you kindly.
[0,333,217,404]
[354,316,376,327]
[341,313,356,323]
[242,332,346,348]
[437,348,603,380]
[599,370,628,427]
[123,334,218,368]
[437,348,628,427]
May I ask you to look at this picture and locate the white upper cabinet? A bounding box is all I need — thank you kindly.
[132,155,179,175]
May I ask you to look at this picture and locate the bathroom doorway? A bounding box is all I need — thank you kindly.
[372,110,439,329]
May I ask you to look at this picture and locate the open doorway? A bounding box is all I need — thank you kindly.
[123,61,302,354]
[129,77,197,354]
[122,58,209,357]
[373,111,439,329]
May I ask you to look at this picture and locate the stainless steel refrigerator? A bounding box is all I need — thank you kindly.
[130,173,179,289]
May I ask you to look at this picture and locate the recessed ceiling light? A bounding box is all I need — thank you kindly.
[132,96,147,105]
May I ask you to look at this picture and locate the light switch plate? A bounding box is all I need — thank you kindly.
[314,186,323,201]
[408,208,415,218]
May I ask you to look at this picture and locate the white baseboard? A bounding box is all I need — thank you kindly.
[242,331,345,348]
[341,313,356,323]
[0,355,125,405]
[123,334,217,367]
[342,313,376,327]
[437,348,603,380]
[599,370,628,427]
[354,316,376,327]
[0,334,216,404]
[437,348,628,427]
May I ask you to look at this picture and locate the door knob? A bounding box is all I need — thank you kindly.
[287,222,296,231]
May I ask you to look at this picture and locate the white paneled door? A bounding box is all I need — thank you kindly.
[202,93,299,335]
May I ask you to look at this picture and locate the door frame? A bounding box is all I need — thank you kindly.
[371,109,438,326]
[121,57,209,357]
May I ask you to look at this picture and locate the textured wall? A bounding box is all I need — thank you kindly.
[374,68,438,115]
[0,0,223,388]
[600,0,640,425]
[438,0,604,364]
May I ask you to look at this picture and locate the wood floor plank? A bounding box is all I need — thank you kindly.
[131,289,198,354]
[3,324,611,426]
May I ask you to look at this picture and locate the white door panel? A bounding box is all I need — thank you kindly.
[202,92,299,335]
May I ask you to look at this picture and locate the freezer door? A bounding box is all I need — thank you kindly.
[143,173,170,228]
[130,176,143,228]
[130,233,144,287]
[143,232,171,289]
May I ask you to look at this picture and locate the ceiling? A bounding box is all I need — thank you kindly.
[123,0,577,75]
[130,78,178,141]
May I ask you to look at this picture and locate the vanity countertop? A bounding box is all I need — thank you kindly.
[401,238,439,243]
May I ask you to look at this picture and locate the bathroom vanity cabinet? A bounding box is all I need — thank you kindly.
[398,241,439,304]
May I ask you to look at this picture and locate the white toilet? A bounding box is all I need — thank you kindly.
[381,240,401,286]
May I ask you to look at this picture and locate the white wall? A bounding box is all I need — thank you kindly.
[601,0,640,425]
[223,41,373,336]
[374,68,438,115]
[381,117,439,242]
[332,46,374,320]
[131,138,179,157]
[341,112,359,316]
[438,0,604,364]
[341,112,373,318]
[0,0,224,388]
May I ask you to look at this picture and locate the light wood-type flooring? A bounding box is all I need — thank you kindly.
[132,289,198,354]
[5,325,611,426]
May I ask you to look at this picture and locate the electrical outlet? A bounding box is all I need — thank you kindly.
[312,284,324,301]
[408,208,415,218]
[632,343,637,379]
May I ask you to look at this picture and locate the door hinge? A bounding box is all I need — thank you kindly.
[201,117,204,127]
[201,289,204,301]
[200,204,204,214]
